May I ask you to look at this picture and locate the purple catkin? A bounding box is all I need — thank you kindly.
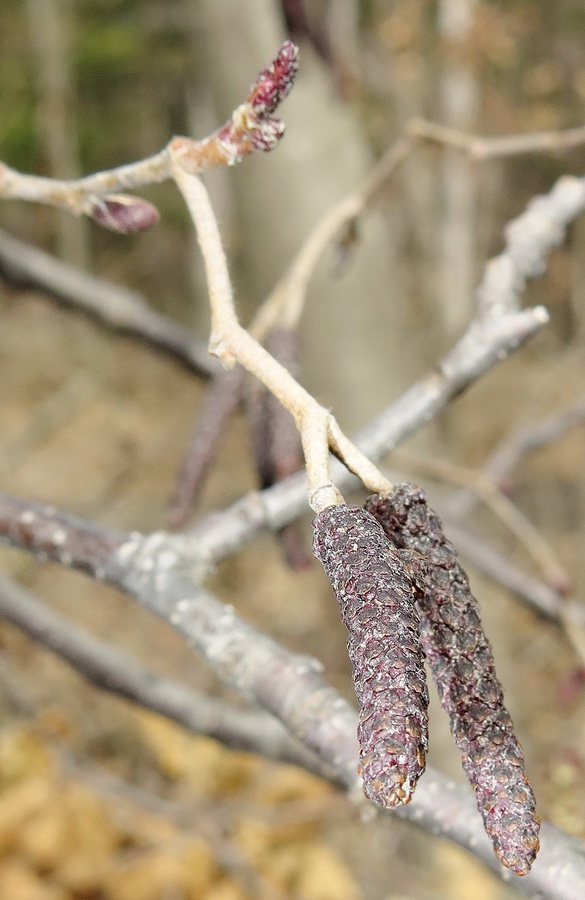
[365,484,540,875]
[312,504,428,807]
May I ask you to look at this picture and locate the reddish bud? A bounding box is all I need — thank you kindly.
[249,41,299,115]
[89,194,160,234]
[250,117,286,152]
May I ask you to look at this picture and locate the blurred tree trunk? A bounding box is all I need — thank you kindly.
[25,0,90,269]
[570,214,585,342]
[437,0,478,338]
[382,1,442,369]
[183,3,231,337]
[196,0,421,430]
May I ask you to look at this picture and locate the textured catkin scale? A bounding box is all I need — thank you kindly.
[365,485,540,875]
[312,505,428,807]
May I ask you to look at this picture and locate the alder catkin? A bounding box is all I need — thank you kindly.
[365,485,540,875]
[312,504,428,807]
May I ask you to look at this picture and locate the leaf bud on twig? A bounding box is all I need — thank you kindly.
[88,194,160,233]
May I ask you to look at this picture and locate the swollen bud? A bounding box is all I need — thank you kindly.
[89,194,160,233]
[249,41,299,115]
[250,118,286,153]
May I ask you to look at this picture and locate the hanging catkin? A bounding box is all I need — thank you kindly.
[365,484,540,875]
[312,504,428,807]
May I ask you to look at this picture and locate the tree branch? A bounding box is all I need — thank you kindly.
[0,227,217,378]
[0,573,322,774]
[171,162,392,511]
[192,170,585,562]
[0,497,584,895]
[409,117,585,161]
[0,43,299,223]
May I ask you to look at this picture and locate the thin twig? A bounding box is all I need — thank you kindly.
[262,137,411,330]
[192,171,585,561]
[0,573,323,773]
[408,117,585,161]
[192,306,548,562]
[488,394,585,473]
[165,240,297,530]
[390,450,571,593]
[171,162,392,512]
[246,327,311,569]
[447,393,585,522]
[0,227,217,378]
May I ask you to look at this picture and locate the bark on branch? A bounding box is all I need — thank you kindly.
[0,496,583,897]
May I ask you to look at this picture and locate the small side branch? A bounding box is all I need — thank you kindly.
[409,117,585,161]
[171,163,392,511]
[192,308,548,562]
[0,42,299,228]
[189,167,585,561]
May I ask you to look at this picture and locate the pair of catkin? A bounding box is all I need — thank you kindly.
[312,484,540,876]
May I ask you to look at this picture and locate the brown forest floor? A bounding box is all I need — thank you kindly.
[1,279,585,900]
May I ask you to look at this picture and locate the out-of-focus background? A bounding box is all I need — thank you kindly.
[1,1,585,898]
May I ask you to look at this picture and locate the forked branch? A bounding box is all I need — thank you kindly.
[171,160,392,511]
[3,40,585,897]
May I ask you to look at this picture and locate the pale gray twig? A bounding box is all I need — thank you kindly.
[192,308,547,563]
[447,393,585,521]
[192,170,585,562]
[0,227,217,378]
[0,572,323,774]
[409,117,585,161]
